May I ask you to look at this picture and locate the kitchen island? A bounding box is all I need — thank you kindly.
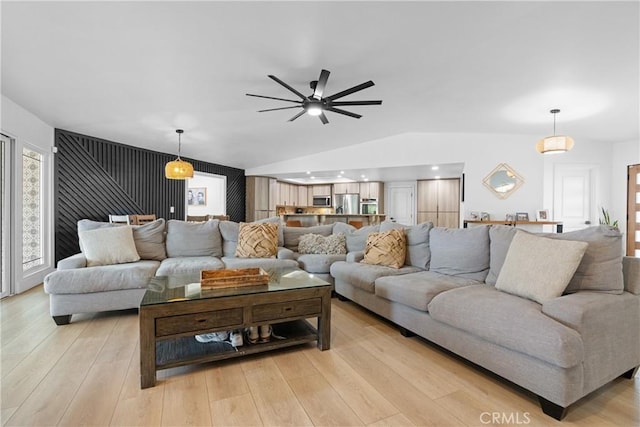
[282,213,386,227]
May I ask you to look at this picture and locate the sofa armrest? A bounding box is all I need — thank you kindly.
[542,291,640,385]
[57,253,87,270]
[346,251,364,263]
[623,256,640,295]
[277,247,295,260]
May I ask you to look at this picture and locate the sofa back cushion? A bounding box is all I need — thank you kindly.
[78,226,140,267]
[429,226,490,281]
[165,219,222,257]
[486,225,518,285]
[284,224,333,252]
[495,231,588,304]
[544,225,624,294]
[333,222,381,252]
[380,221,433,269]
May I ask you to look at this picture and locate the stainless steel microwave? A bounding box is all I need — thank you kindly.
[312,196,331,207]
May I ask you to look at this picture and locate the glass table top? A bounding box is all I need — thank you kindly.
[141,267,330,306]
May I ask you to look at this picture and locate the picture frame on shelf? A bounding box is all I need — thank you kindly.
[505,213,515,221]
[470,211,480,220]
[480,212,490,221]
[536,209,549,221]
[516,212,529,221]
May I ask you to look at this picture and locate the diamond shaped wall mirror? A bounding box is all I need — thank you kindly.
[483,163,524,199]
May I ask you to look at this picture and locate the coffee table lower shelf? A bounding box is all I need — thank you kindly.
[156,320,316,370]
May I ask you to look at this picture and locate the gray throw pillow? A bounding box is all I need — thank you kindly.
[544,225,624,294]
[131,218,167,261]
[165,219,222,257]
[380,221,433,269]
[219,220,240,256]
[333,222,381,252]
[429,226,490,281]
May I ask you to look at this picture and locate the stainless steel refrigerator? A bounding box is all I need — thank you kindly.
[334,194,359,214]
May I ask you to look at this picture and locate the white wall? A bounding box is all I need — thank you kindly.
[247,131,620,230]
[185,172,227,218]
[1,95,55,293]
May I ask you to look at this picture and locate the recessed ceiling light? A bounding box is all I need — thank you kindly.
[431,166,439,170]
[364,178,369,181]
[337,175,342,178]
[361,174,365,178]
[435,175,441,179]
[310,176,315,179]
[340,171,345,174]
[306,171,311,174]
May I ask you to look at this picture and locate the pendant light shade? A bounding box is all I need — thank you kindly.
[165,129,194,179]
[536,109,574,154]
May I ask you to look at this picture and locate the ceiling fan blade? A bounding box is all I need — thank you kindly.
[313,69,330,100]
[325,107,362,119]
[246,93,302,104]
[324,81,375,101]
[288,110,307,122]
[318,112,329,124]
[268,75,307,100]
[258,106,303,112]
[328,100,383,106]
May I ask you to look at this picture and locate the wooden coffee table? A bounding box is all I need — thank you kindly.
[139,268,331,388]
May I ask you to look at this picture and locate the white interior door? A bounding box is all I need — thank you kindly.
[385,182,416,225]
[553,164,595,232]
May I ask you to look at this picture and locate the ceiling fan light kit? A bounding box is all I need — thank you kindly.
[246,69,382,124]
[165,129,194,180]
[536,109,575,154]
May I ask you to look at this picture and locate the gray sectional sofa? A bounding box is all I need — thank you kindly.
[330,222,640,420]
[44,217,639,419]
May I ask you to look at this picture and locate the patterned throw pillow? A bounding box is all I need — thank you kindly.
[235,222,278,258]
[362,228,406,269]
[298,233,347,255]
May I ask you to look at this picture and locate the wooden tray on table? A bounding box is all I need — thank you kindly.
[200,268,269,289]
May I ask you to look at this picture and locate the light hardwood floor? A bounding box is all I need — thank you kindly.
[1,285,638,426]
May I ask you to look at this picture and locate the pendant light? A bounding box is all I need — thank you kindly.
[165,129,194,179]
[536,109,575,154]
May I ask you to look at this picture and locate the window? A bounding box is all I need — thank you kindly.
[22,148,43,271]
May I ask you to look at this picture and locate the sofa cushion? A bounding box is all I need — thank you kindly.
[297,254,347,274]
[380,221,433,269]
[495,231,588,304]
[486,225,518,285]
[166,219,222,257]
[131,218,167,261]
[235,222,278,258]
[544,225,624,294]
[330,261,420,293]
[156,256,225,276]
[78,226,140,267]
[429,226,490,281]
[333,222,381,252]
[428,285,584,368]
[375,271,481,312]
[283,224,333,252]
[44,260,160,294]
[362,229,406,269]
[298,233,347,255]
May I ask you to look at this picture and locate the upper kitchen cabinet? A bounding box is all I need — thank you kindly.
[359,182,383,200]
[333,182,360,194]
[311,185,332,196]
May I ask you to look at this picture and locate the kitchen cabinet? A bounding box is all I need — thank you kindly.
[298,186,308,206]
[417,179,460,227]
[246,176,277,221]
[359,182,382,200]
[333,182,359,194]
[311,185,332,196]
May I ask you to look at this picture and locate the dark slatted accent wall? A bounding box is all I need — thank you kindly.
[54,129,245,262]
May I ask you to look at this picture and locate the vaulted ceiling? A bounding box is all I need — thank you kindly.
[2,1,638,172]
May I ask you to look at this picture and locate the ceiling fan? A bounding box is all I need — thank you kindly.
[246,69,382,124]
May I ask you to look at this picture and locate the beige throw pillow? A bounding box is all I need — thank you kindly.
[362,229,406,269]
[78,226,140,267]
[235,222,278,258]
[298,233,347,255]
[495,231,588,304]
